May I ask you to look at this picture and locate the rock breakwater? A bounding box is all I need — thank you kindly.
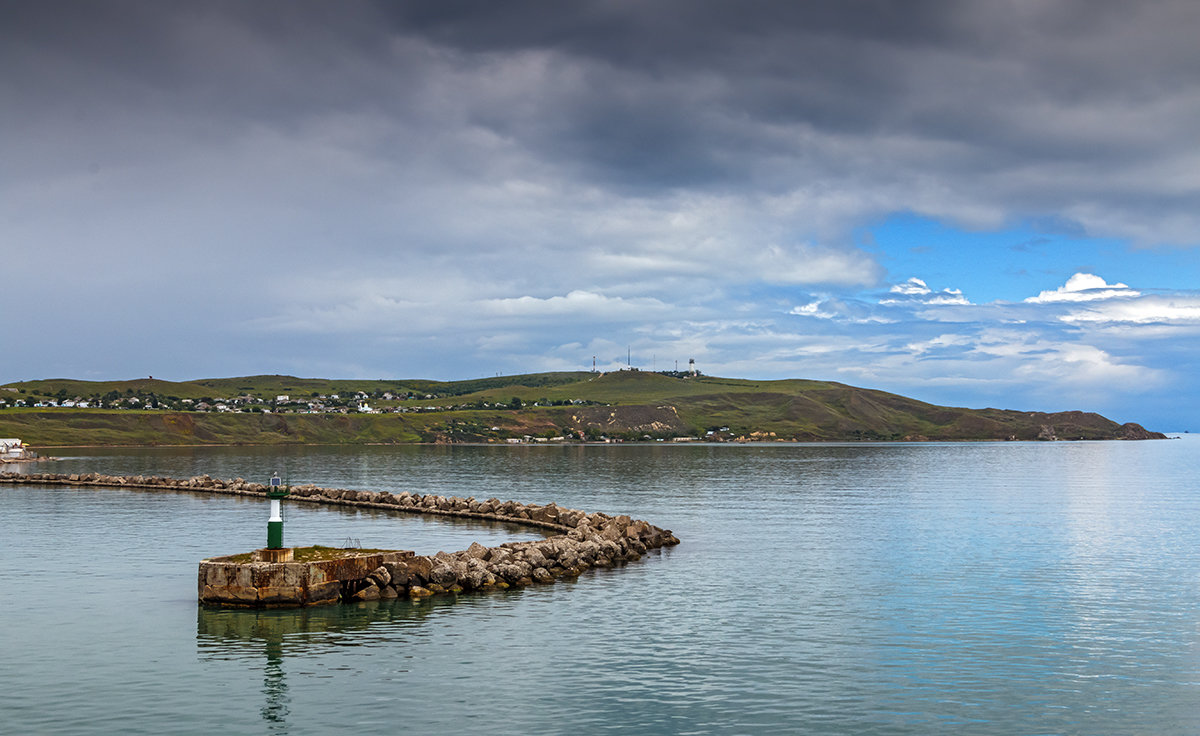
[0,471,680,607]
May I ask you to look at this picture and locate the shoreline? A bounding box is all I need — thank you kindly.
[17,434,1170,451]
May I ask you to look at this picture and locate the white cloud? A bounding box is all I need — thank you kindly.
[1025,273,1139,303]
[880,278,972,306]
[788,298,896,324]
[1060,294,1200,324]
[1008,343,1164,389]
[749,244,881,287]
[926,289,970,306]
[903,334,973,355]
[790,301,829,318]
[482,290,673,320]
[890,277,931,296]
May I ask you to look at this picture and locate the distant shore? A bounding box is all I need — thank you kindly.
[0,371,1167,446]
[8,433,1172,454]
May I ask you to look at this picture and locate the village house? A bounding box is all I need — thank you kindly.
[1,438,30,460]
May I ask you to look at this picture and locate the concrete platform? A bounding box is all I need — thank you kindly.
[199,549,414,607]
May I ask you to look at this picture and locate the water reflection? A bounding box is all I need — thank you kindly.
[197,598,461,655]
[257,634,289,731]
[197,598,463,731]
[10,440,1199,735]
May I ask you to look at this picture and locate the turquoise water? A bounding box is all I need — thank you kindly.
[2,438,1199,734]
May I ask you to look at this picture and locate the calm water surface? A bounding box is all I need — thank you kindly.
[2,438,1199,734]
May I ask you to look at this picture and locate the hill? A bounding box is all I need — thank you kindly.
[0,371,1164,446]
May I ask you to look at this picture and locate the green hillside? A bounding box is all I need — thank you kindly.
[0,370,1164,446]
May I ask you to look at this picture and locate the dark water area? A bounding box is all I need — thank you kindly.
[2,438,1199,734]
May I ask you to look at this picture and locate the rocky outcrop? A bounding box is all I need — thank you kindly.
[1119,422,1166,440]
[0,471,680,607]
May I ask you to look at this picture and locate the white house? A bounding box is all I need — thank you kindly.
[1,438,24,458]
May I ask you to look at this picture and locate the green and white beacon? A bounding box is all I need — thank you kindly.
[266,471,289,550]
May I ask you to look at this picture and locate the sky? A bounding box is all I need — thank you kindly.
[2,0,1199,430]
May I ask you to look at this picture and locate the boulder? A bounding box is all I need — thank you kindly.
[625,520,650,540]
[405,556,433,584]
[429,562,458,587]
[383,562,411,587]
[523,548,549,569]
[368,565,391,587]
[577,541,600,562]
[492,564,525,583]
[558,550,579,569]
[463,560,488,590]
[540,504,560,524]
[353,584,381,602]
[485,547,512,564]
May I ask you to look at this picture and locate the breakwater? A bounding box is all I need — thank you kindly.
[0,471,680,607]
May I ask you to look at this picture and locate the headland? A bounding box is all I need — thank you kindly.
[0,371,1167,446]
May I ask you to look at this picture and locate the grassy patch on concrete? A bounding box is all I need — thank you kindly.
[223,545,399,563]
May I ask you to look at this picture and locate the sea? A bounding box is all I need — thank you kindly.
[2,437,1198,735]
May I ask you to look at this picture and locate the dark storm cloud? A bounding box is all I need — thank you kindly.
[370,0,1200,216]
[3,0,1200,429]
[7,0,1199,222]
[371,0,962,192]
[2,1,399,127]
